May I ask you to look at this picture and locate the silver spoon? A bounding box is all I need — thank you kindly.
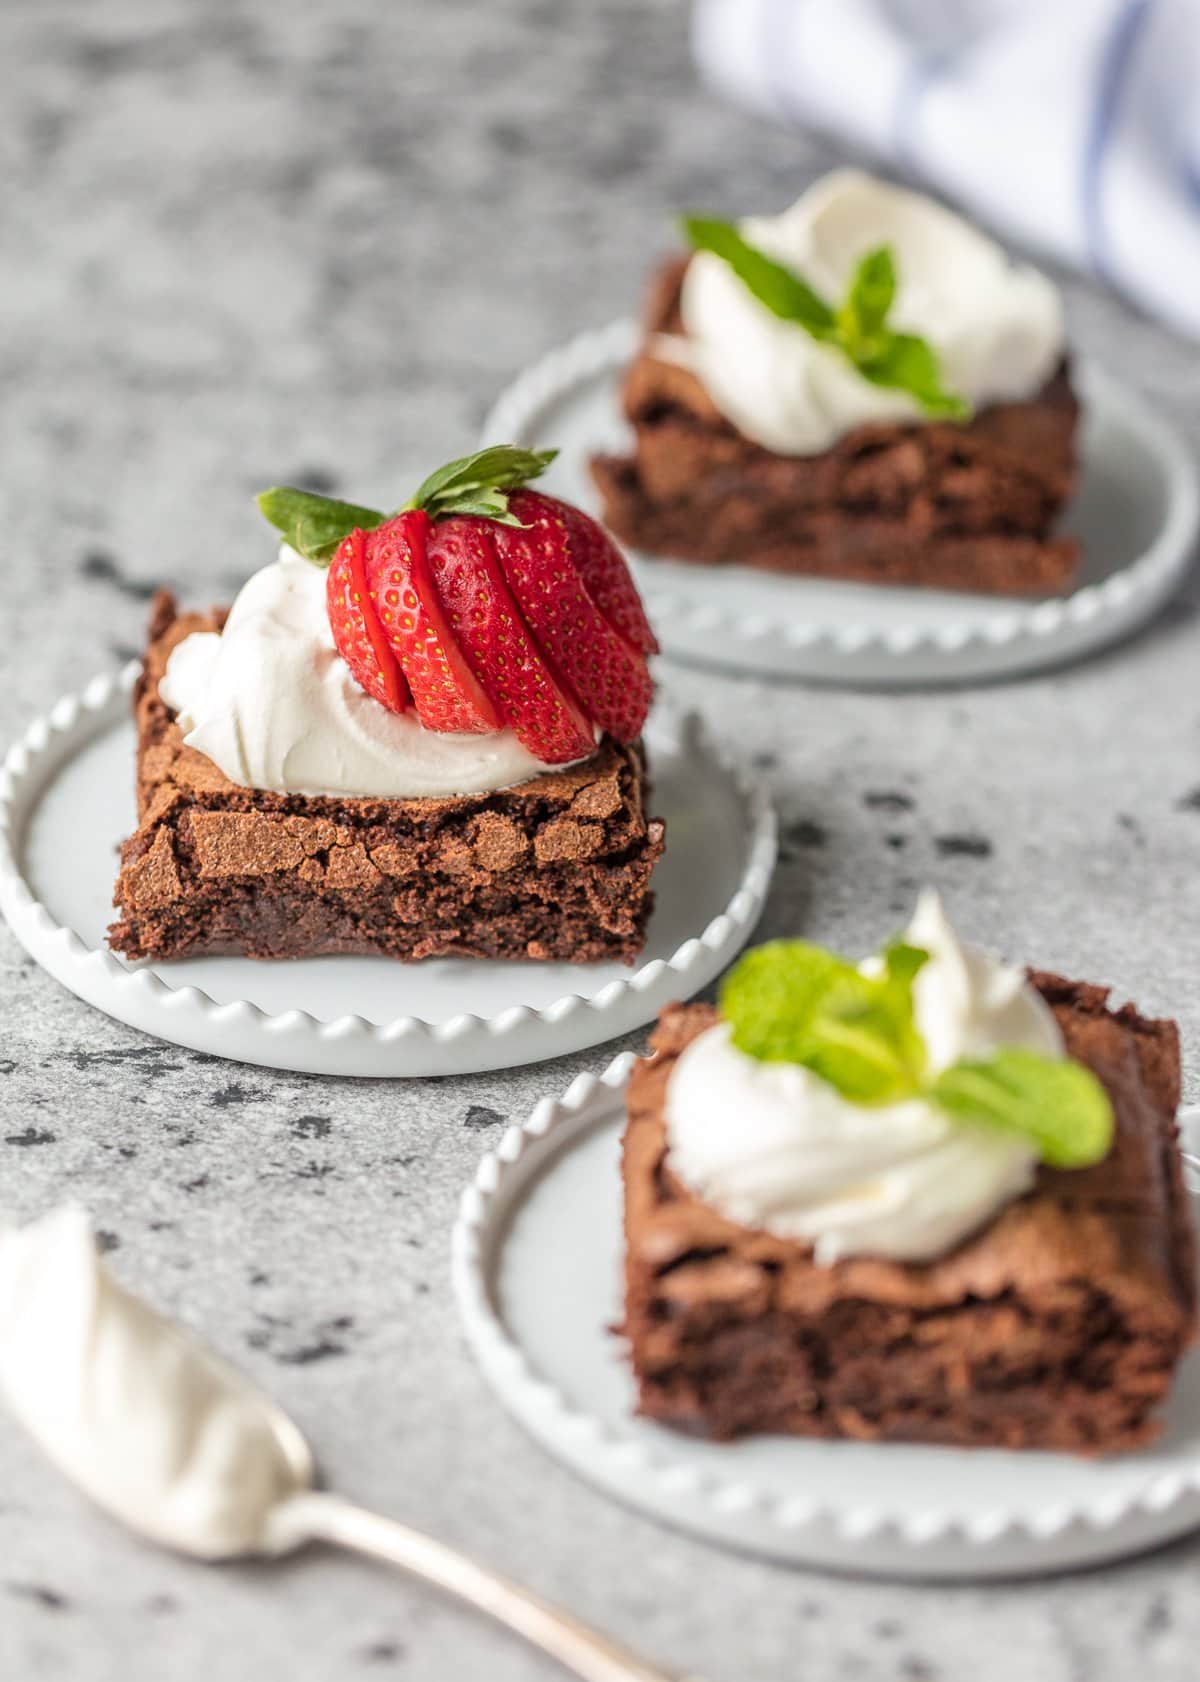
[266,1480,698,1682]
[0,1208,702,1682]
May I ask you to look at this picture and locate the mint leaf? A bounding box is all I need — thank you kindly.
[258,446,559,560]
[681,219,969,421]
[880,939,929,990]
[721,942,857,1062]
[720,939,929,1105]
[841,244,895,344]
[858,333,969,418]
[257,487,386,566]
[406,446,557,522]
[930,1049,1114,1168]
[681,216,835,337]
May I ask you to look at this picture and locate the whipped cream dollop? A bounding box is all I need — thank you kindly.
[664,169,1064,456]
[160,549,564,798]
[665,893,1064,1263]
[0,1206,299,1558]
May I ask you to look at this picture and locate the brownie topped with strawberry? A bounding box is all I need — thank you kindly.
[108,447,665,966]
[311,447,657,755]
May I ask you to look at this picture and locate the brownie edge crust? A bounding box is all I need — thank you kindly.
[108,594,665,964]
[623,985,1197,1455]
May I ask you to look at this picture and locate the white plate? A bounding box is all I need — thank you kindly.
[0,669,776,1078]
[483,320,1200,686]
[454,1060,1200,1579]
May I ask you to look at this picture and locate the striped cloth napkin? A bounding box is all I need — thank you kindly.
[692,0,1200,338]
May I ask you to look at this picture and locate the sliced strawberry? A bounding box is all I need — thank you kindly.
[491,497,653,743]
[326,528,412,714]
[511,491,659,656]
[363,511,501,734]
[428,518,595,764]
[263,447,659,754]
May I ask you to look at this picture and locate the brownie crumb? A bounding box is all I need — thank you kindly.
[864,790,915,813]
[80,548,157,600]
[7,1583,70,1611]
[781,818,828,854]
[291,1115,333,1139]
[359,1640,404,1664]
[464,1105,505,1130]
[934,833,993,858]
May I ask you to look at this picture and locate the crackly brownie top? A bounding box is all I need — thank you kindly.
[625,984,1196,1328]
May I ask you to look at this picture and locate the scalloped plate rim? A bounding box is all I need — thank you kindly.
[0,667,777,1077]
[482,319,1200,684]
[452,1056,1200,1577]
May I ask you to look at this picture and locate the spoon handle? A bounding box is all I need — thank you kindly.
[270,1491,702,1682]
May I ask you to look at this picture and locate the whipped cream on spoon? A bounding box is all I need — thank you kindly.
[0,1207,697,1682]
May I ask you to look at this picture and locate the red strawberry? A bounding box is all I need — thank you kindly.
[491,494,653,743]
[429,517,595,763]
[521,493,659,656]
[364,511,501,734]
[257,447,657,762]
[325,526,412,715]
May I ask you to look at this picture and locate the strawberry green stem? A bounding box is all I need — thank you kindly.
[257,445,558,564]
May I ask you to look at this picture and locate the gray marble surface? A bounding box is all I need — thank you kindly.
[2,2,1200,1678]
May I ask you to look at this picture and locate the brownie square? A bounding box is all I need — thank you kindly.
[108,594,665,964]
[622,980,1197,1454]
[592,255,1081,595]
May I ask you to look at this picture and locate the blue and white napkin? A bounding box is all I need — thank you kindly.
[692,0,1200,338]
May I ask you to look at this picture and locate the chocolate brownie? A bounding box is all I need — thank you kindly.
[108,594,665,964]
[622,979,1196,1454]
[592,255,1081,595]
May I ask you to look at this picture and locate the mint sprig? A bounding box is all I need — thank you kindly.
[719,939,1114,1168]
[256,445,558,565]
[681,217,969,421]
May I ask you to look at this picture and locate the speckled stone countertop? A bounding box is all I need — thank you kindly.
[2,3,1199,1679]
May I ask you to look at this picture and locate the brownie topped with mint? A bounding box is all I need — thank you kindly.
[594,174,1081,595]
[622,909,1196,1455]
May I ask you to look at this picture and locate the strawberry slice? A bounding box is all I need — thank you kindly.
[428,517,595,764]
[513,492,659,656]
[491,496,653,743]
[325,527,412,714]
[364,511,501,734]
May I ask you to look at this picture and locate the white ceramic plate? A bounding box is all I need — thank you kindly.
[0,669,776,1078]
[483,320,1200,686]
[454,1059,1200,1579]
